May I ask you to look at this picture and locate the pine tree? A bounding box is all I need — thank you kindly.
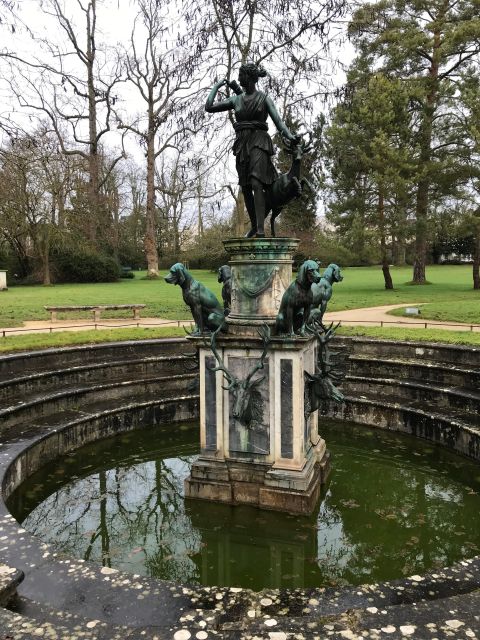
[348,0,480,283]
[325,68,414,287]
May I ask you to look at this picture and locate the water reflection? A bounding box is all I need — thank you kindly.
[8,421,480,590]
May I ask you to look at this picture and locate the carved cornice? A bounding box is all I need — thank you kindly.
[223,237,299,260]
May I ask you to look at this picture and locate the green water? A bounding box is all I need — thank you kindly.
[8,420,480,590]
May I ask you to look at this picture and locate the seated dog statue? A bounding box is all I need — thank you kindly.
[275,259,321,336]
[165,263,225,335]
[217,265,232,315]
[309,263,343,327]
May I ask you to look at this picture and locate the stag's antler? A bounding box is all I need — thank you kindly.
[208,326,237,390]
[245,324,271,385]
[306,319,341,376]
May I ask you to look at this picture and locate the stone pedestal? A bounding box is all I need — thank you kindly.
[0,271,7,291]
[184,238,331,515]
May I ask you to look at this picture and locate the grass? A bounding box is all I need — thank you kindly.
[1,265,478,328]
[0,264,478,352]
[0,326,186,353]
[1,323,479,354]
[388,299,480,324]
[338,325,480,346]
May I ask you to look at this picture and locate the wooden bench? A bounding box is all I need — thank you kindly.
[44,304,146,323]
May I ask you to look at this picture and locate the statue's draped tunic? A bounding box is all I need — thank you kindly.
[233,90,277,187]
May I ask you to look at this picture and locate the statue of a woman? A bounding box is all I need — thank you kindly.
[205,63,296,238]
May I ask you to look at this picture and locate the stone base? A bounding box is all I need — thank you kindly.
[184,447,331,515]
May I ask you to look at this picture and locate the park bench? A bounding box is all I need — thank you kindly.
[44,304,146,323]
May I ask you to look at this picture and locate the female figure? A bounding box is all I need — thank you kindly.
[205,63,296,238]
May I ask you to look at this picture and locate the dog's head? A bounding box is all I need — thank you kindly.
[327,263,343,283]
[297,260,321,287]
[165,263,187,286]
[218,265,232,283]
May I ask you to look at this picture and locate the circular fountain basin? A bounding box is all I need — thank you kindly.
[8,418,480,592]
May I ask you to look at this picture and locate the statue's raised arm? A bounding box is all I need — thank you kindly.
[205,79,236,113]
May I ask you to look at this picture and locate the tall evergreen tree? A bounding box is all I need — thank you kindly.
[325,69,414,287]
[349,0,480,284]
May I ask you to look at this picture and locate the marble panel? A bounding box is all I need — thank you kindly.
[227,356,270,456]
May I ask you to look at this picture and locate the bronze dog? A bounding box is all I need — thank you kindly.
[309,263,343,327]
[165,263,224,335]
[217,265,232,315]
[275,259,321,336]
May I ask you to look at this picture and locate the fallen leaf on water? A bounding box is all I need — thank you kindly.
[340,499,360,508]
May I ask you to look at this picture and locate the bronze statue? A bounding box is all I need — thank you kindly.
[267,136,313,237]
[206,63,297,238]
[304,321,345,417]
[217,265,232,315]
[309,264,344,328]
[209,324,270,428]
[165,263,225,335]
[275,259,321,336]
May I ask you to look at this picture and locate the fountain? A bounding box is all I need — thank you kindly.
[164,62,347,514]
[180,239,338,514]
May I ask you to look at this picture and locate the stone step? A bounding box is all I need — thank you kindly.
[343,337,480,369]
[349,354,480,390]
[0,603,153,639]
[0,354,197,404]
[324,394,480,462]
[0,338,191,377]
[344,375,480,416]
[1,392,200,499]
[6,596,141,640]
[0,373,198,431]
[221,588,480,638]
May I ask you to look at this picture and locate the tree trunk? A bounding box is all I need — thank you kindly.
[378,187,393,289]
[412,26,440,284]
[197,166,204,238]
[42,248,51,285]
[86,0,100,246]
[234,189,248,236]
[413,177,429,283]
[144,104,159,277]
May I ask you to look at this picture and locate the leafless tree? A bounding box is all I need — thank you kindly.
[3,0,125,246]
[0,126,74,284]
[118,0,199,277]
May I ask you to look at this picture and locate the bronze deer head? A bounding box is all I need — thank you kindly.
[304,320,345,416]
[208,325,270,428]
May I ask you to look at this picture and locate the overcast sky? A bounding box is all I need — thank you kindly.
[0,0,354,218]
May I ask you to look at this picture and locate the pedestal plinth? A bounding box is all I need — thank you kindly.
[224,237,299,336]
[184,238,331,515]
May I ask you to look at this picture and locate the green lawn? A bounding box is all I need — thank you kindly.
[0,326,187,353]
[338,325,480,346]
[0,324,479,354]
[0,264,478,328]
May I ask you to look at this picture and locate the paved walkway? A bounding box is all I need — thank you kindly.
[0,317,194,336]
[324,303,480,332]
[0,304,478,336]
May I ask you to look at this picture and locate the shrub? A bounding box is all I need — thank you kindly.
[52,249,121,283]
